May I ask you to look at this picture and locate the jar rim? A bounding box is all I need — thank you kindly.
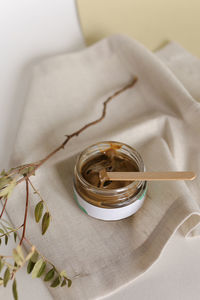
[74,141,145,195]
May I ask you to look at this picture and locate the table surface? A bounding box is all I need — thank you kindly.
[1,1,200,299]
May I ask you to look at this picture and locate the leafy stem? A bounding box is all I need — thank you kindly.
[28,178,49,213]
[19,178,29,245]
[0,224,23,238]
[0,77,138,299]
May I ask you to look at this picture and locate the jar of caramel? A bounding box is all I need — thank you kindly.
[73,141,147,221]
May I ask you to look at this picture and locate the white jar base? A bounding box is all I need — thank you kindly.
[73,185,147,221]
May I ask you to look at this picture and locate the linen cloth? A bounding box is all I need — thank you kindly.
[7,35,200,299]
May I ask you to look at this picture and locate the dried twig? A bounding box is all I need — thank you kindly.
[0,197,8,218]
[0,77,138,298]
[17,77,138,184]
[20,178,29,245]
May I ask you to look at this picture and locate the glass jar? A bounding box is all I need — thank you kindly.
[73,141,147,221]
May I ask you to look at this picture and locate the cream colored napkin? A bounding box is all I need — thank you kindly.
[7,35,200,300]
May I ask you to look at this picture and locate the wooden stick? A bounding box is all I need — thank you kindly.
[106,171,196,181]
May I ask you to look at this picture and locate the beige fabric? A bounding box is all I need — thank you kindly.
[8,35,200,299]
[156,41,200,103]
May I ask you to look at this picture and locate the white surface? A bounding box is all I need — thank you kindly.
[0,2,200,300]
[0,1,83,299]
[0,0,84,170]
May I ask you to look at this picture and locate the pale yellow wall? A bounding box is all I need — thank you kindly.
[77,0,200,57]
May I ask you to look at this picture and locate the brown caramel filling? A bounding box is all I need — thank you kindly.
[81,148,139,189]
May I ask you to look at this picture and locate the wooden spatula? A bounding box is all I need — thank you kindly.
[106,171,196,181]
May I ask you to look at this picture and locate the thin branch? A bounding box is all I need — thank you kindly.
[27,178,49,212]
[17,77,138,184]
[20,178,29,245]
[0,197,8,218]
[0,224,23,238]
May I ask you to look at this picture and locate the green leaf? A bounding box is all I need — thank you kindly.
[0,229,4,234]
[3,267,10,287]
[14,232,17,242]
[31,259,45,278]
[25,246,36,262]
[6,227,13,231]
[5,235,8,245]
[0,177,11,190]
[16,245,24,259]
[61,279,66,287]
[19,166,35,176]
[0,259,4,272]
[60,270,67,277]
[0,180,16,198]
[42,212,50,235]
[1,223,9,235]
[0,277,3,286]
[30,251,38,263]
[13,250,23,267]
[12,279,18,300]
[34,201,44,223]
[44,268,55,281]
[0,169,7,176]
[67,279,72,287]
[50,276,61,288]
[27,260,35,274]
[36,262,46,278]
[13,246,24,267]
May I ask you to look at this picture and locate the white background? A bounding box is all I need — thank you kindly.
[0,0,84,170]
[0,1,200,299]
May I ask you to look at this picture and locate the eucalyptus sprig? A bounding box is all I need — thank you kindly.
[0,241,71,299]
[0,78,138,299]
